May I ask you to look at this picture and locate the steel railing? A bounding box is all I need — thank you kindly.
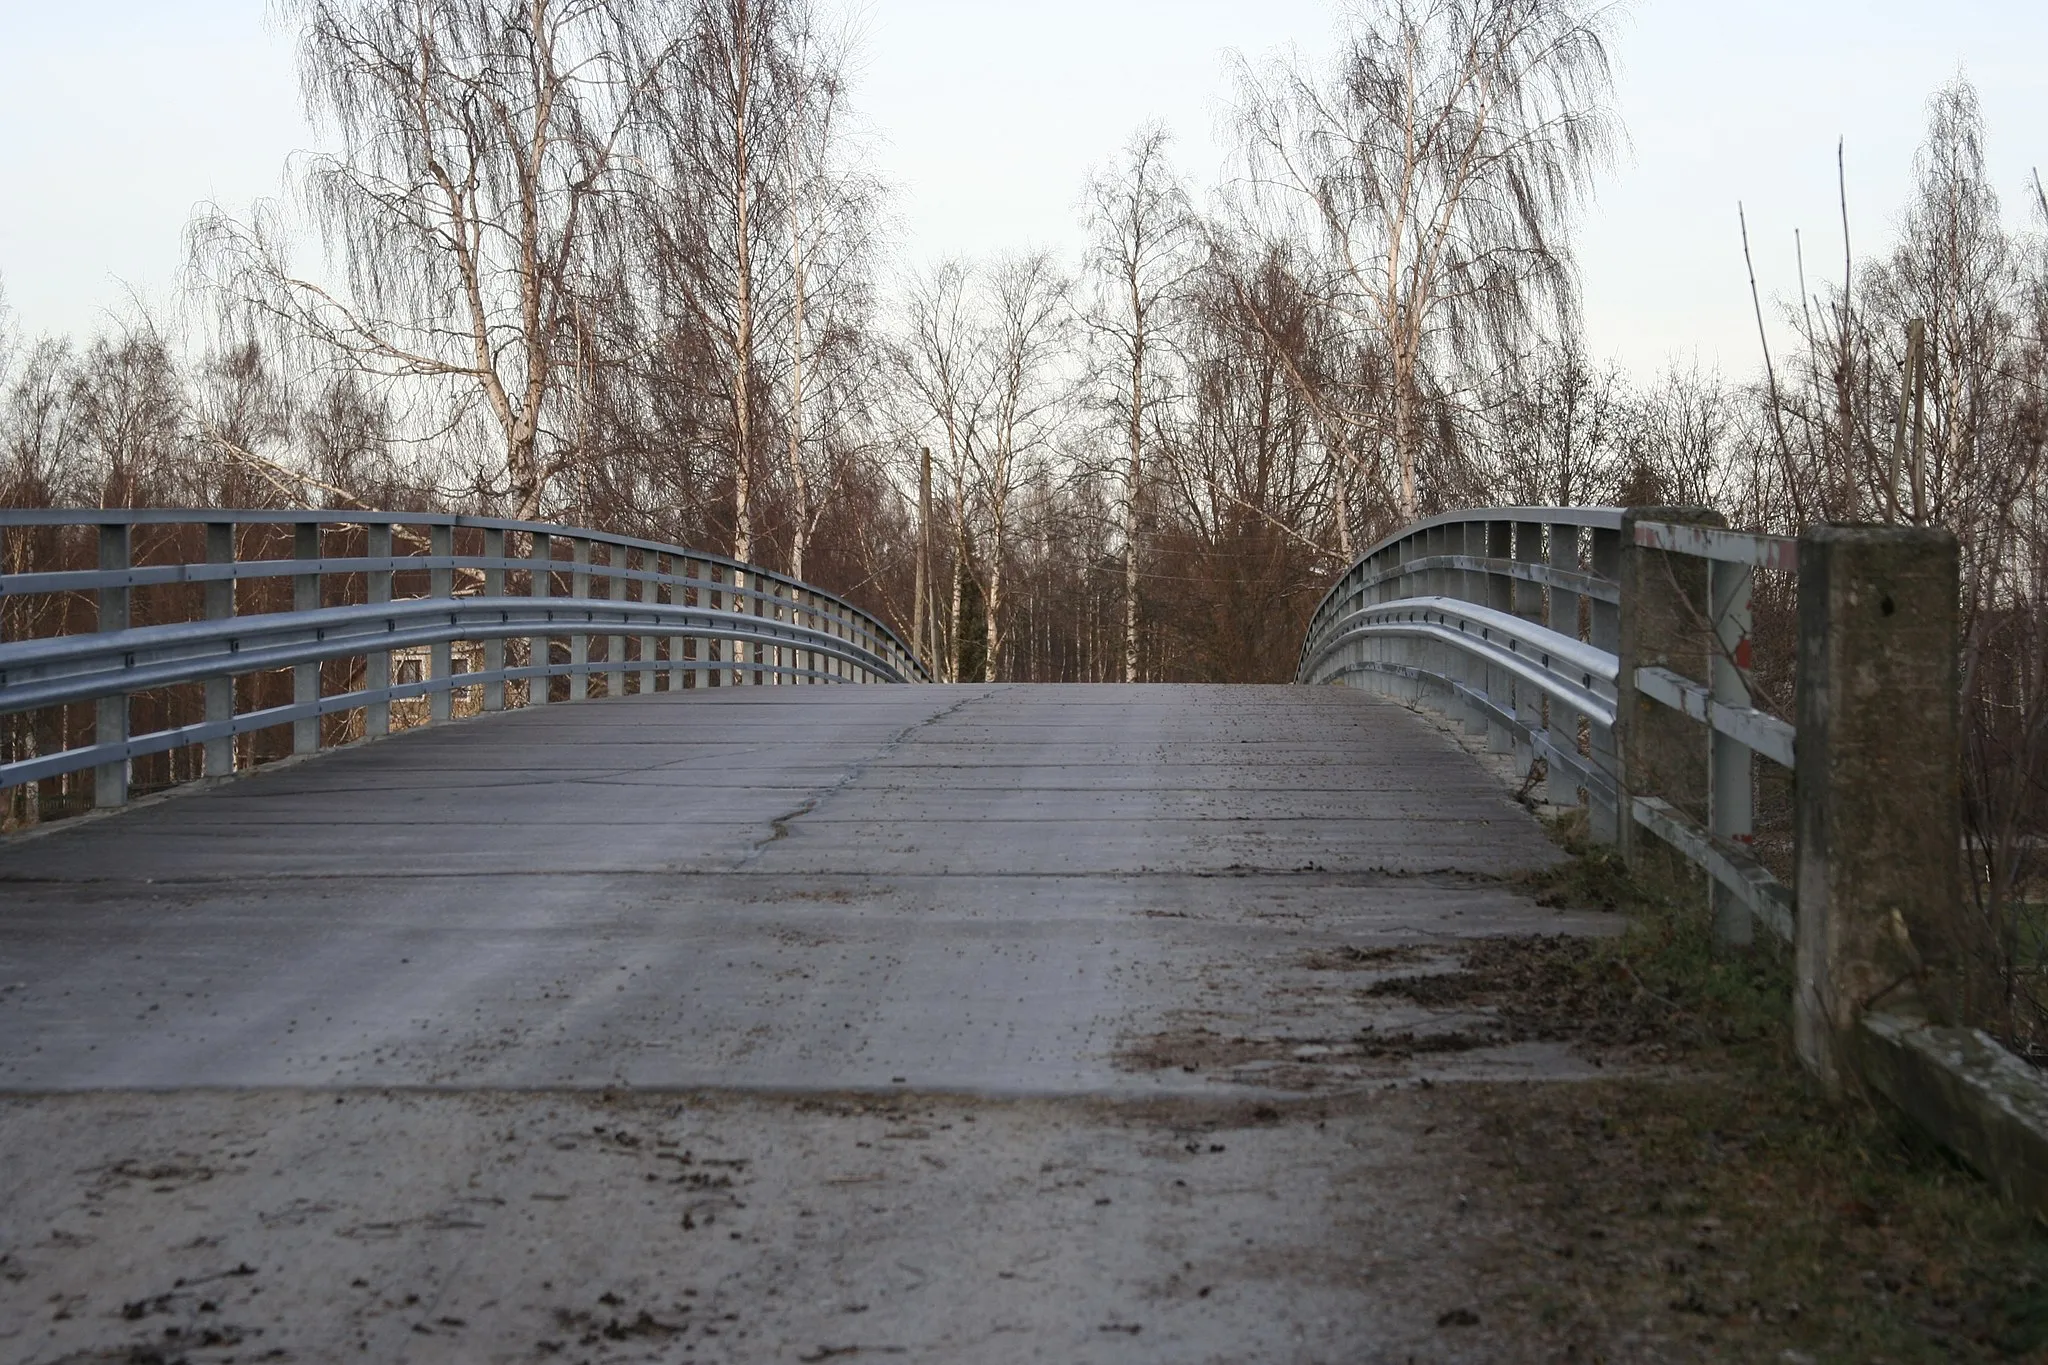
[1298,506,1796,945]
[0,508,927,810]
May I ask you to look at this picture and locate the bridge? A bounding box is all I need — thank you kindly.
[0,504,2028,1361]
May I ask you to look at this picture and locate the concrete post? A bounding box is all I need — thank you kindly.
[94,522,131,808]
[529,532,552,707]
[483,528,506,712]
[293,523,322,755]
[1794,524,1963,1096]
[1616,506,1722,871]
[365,525,393,737]
[203,523,236,777]
[429,524,454,723]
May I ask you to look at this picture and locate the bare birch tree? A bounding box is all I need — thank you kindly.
[1083,124,1197,682]
[1236,0,1618,521]
[894,260,986,681]
[191,0,668,519]
[971,253,1071,681]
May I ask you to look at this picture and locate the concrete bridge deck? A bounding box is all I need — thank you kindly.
[0,685,1611,1363]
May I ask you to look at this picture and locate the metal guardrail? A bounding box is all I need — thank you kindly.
[1,508,926,811]
[1298,506,1797,945]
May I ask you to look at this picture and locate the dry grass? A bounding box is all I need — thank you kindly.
[1445,813,2048,1363]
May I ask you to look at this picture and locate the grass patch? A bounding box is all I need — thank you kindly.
[1450,811,2048,1362]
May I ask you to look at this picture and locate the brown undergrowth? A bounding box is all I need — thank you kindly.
[1450,811,2048,1363]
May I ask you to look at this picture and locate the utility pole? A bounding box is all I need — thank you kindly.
[914,447,933,676]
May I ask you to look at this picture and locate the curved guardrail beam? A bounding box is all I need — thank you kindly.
[0,507,926,811]
[1298,505,1798,946]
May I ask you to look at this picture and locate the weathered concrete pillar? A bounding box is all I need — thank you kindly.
[1795,524,1963,1095]
[1616,507,1722,872]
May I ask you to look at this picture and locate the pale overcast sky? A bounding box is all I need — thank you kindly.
[2,1,2045,380]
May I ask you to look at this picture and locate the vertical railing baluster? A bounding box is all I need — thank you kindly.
[677,558,696,692]
[429,523,454,724]
[203,522,235,777]
[570,538,590,701]
[366,524,393,737]
[607,544,627,699]
[529,531,552,707]
[94,521,131,808]
[1587,523,1623,842]
[293,521,322,755]
[483,527,506,713]
[1709,558,1757,945]
[640,550,658,695]
[1545,522,1584,812]
[1480,520,1514,754]
[707,561,724,689]
[1510,521,1545,777]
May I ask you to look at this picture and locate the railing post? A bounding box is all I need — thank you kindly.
[1544,521,1583,811]
[529,531,552,707]
[1481,520,1514,754]
[1794,525,1964,1095]
[606,544,627,699]
[1511,520,1545,779]
[1587,522,1623,842]
[1709,557,1757,946]
[1616,506,1721,874]
[706,562,724,689]
[640,550,659,694]
[674,558,694,692]
[94,522,131,808]
[570,538,590,701]
[741,564,757,687]
[483,527,506,712]
[203,522,236,777]
[293,522,322,755]
[429,524,454,723]
[365,524,393,737]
